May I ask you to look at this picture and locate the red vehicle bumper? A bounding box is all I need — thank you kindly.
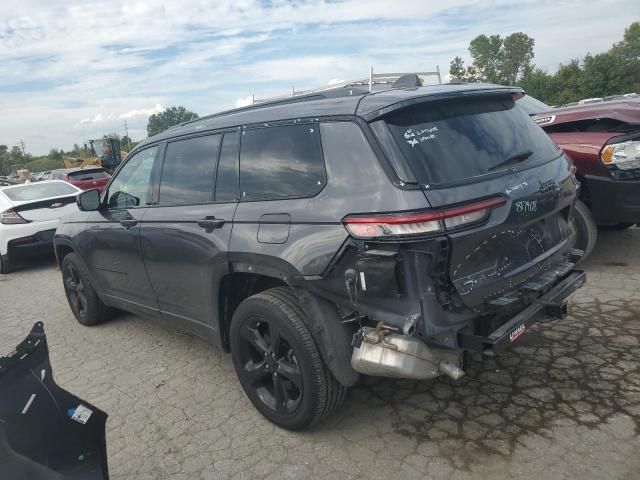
[584,174,640,225]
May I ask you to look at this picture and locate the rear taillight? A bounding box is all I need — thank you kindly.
[0,208,29,225]
[343,197,505,239]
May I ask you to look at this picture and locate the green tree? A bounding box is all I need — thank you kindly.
[501,33,536,85]
[448,56,479,82]
[469,34,504,83]
[466,32,535,85]
[120,135,134,151]
[146,106,199,137]
[0,145,9,176]
[551,60,583,105]
[611,22,640,93]
[519,67,554,102]
[449,56,466,80]
[48,148,63,161]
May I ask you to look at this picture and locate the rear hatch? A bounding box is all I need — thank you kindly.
[67,169,110,190]
[377,93,577,308]
[3,182,80,223]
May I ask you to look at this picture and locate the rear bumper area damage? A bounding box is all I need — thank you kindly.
[315,239,586,383]
[457,269,586,355]
[349,267,585,382]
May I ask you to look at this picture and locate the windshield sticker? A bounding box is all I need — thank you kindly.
[404,126,438,147]
[506,182,528,194]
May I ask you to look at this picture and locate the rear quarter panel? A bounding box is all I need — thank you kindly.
[229,120,429,277]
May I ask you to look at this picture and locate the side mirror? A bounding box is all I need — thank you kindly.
[77,189,101,211]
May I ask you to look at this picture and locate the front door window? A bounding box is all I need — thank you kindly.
[107,146,158,209]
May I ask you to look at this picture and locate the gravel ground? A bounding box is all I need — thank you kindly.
[1,228,639,480]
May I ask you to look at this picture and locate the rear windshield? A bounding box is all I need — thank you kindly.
[2,182,78,201]
[68,170,109,181]
[383,95,560,186]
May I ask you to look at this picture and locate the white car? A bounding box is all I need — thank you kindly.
[0,181,82,274]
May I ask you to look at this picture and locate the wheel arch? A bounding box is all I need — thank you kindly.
[218,258,359,387]
[54,238,78,267]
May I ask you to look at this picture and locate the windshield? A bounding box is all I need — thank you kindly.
[382,95,560,186]
[2,182,78,202]
[91,139,107,155]
[516,95,552,115]
[68,170,109,181]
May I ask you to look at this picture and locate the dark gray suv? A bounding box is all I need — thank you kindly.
[54,79,585,430]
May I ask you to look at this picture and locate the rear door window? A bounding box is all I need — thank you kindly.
[239,124,326,201]
[382,95,560,186]
[159,134,222,206]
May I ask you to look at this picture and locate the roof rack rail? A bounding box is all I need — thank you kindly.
[250,66,442,105]
[180,67,442,128]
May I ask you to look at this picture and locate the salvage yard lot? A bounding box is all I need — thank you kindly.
[1,229,639,480]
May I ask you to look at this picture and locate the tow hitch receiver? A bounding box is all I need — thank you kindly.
[458,270,586,356]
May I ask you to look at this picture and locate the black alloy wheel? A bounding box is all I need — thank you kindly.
[236,318,303,415]
[230,287,347,430]
[61,253,116,326]
[64,262,89,321]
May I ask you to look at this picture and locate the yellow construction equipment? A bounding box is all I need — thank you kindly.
[63,137,128,173]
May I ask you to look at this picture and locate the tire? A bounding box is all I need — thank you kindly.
[599,222,634,231]
[61,253,115,326]
[230,287,347,430]
[571,199,598,262]
[0,254,14,274]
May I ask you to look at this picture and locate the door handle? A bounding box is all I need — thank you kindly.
[120,219,138,229]
[197,216,225,230]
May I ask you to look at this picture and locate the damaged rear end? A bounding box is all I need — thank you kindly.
[320,89,586,382]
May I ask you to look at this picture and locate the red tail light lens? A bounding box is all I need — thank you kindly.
[0,208,29,225]
[343,197,505,239]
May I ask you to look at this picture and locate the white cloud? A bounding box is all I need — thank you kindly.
[79,114,108,125]
[235,96,255,108]
[119,104,164,120]
[0,0,637,154]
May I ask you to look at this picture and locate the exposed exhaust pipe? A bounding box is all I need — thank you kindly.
[351,323,464,381]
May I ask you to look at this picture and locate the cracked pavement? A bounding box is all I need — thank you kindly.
[1,228,639,479]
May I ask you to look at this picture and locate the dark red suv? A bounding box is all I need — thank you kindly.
[518,96,640,259]
[50,168,111,193]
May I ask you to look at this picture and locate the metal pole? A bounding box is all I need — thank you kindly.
[369,67,373,92]
[124,121,131,151]
[436,65,441,84]
[291,85,295,96]
[251,94,255,105]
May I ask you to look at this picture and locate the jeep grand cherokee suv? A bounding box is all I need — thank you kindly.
[54,80,585,430]
[518,95,640,259]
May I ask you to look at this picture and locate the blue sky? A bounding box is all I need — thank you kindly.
[0,0,638,155]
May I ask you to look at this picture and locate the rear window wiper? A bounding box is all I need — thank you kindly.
[488,149,533,171]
